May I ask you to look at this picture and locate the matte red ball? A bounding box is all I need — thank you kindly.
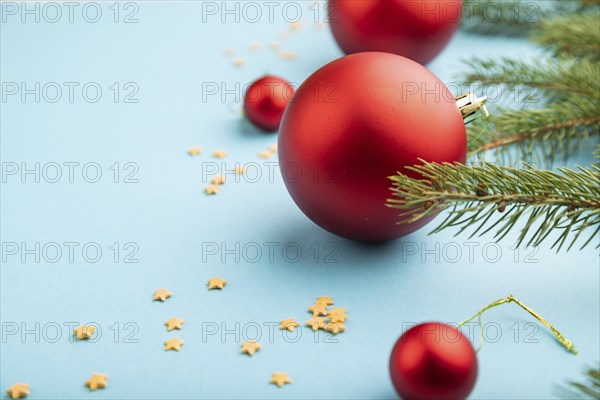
[389,323,478,400]
[278,52,466,241]
[243,75,294,132]
[328,0,462,65]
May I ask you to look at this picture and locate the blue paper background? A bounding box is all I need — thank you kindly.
[1,1,598,399]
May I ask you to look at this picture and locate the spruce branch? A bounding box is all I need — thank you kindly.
[388,161,600,251]
[462,11,600,164]
[556,366,600,399]
[531,12,600,59]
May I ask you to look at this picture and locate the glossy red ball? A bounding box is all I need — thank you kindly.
[390,323,478,399]
[278,52,466,241]
[328,0,463,65]
[243,75,294,132]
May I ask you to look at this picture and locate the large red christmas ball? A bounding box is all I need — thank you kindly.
[243,75,294,132]
[278,52,466,241]
[389,323,478,399]
[328,0,463,65]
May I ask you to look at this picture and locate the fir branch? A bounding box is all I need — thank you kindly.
[462,12,600,164]
[531,12,600,59]
[388,161,600,251]
[461,0,546,36]
[556,366,600,399]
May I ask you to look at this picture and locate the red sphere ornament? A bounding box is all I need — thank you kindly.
[389,322,478,400]
[278,52,486,241]
[328,0,463,65]
[243,75,294,132]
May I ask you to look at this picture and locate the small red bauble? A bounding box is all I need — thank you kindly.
[389,323,478,400]
[278,52,466,241]
[328,0,463,64]
[243,75,294,132]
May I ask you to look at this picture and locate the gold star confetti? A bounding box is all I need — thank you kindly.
[164,317,184,331]
[316,296,334,305]
[241,341,261,356]
[6,383,29,399]
[234,166,245,174]
[85,374,107,391]
[153,288,172,302]
[279,318,300,332]
[328,313,347,323]
[211,176,226,185]
[250,42,261,52]
[258,151,272,159]
[73,324,96,340]
[213,149,228,158]
[279,51,297,60]
[270,372,292,388]
[289,21,303,31]
[316,21,326,30]
[223,48,234,57]
[268,144,278,153]
[208,277,227,290]
[278,31,288,39]
[234,58,245,68]
[187,146,202,156]
[164,337,184,351]
[205,184,220,195]
[305,316,326,331]
[271,41,281,50]
[308,302,328,316]
[324,322,346,335]
[328,307,346,315]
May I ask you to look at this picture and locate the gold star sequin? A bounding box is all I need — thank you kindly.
[213,149,228,158]
[258,151,272,159]
[270,372,292,388]
[208,277,227,290]
[268,144,278,153]
[305,316,326,331]
[308,302,328,316]
[85,374,107,391]
[205,184,220,195]
[279,318,300,332]
[234,166,245,174]
[73,324,96,340]
[164,337,184,351]
[289,22,303,31]
[223,48,234,57]
[278,31,288,39]
[211,176,226,185]
[328,313,347,323]
[324,322,346,335]
[233,58,245,68]
[153,288,172,302]
[271,42,281,51]
[316,296,334,305]
[241,341,261,356]
[164,317,184,331]
[250,42,261,52]
[188,147,202,156]
[279,51,297,60]
[6,383,29,399]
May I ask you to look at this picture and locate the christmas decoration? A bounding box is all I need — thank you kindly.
[278,52,488,241]
[389,3,600,250]
[390,295,577,400]
[328,0,462,64]
[243,75,294,132]
[389,162,600,251]
[557,365,600,399]
[390,322,477,400]
[465,10,600,165]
